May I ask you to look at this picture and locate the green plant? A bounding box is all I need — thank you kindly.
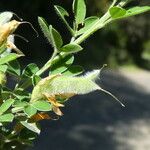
[0,0,149,149]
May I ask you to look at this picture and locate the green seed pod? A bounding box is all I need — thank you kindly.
[0,71,6,86]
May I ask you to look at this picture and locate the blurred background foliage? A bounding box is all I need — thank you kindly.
[0,0,150,70]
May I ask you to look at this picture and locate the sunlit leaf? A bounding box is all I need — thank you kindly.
[0,113,14,122]
[60,43,83,53]
[109,6,126,19]
[24,105,37,117]
[0,99,14,115]
[124,6,150,18]
[0,65,8,73]
[32,101,52,111]
[0,53,22,65]
[109,6,150,20]
[73,0,86,26]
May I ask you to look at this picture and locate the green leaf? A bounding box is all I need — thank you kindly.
[0,99,14,115]
[0,65,8,73]
[50,55,74,75]
[21,121,41,134]
[54,5,74,35]
[24,105,37,117]
[0,53,22,65]
[7,60,20,76]
[32,101,52,111]
[38,17,52,44]
[22,63,39,77]
[32,75,41,86]
[0,44,7,55]
[109,6,150,20]
[73,0,86,26]
[109,6,126,19]
[49,25,63,50]
[62,65,84,76]
[54,5,69,18]
[60,43,82,53]
[77,16,99,36]
[38,17,63,50]
[13,101,28,107]
[124,6,150,18]
[0,113,14,122]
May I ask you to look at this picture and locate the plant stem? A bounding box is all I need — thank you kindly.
[35,49,58,76]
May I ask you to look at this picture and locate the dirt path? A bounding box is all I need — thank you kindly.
[30,69,150,150]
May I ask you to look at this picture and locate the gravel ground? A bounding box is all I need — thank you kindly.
[29,69,150,150]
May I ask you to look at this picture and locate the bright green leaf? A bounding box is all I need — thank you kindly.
[124,6,150,18]
[24,105,37,117]
[109,6,150,20]
[54,5,69,18]
[32,101,52,111]
[0,65,8,73]
[0,53,22,65]
[60,43,83,53]
[109,6,126,19]
[62,65,84,76]
[73,0,86,26]
[13,101,28,107]
[0,113,14,122]
[49,25,63,50]
[0,99,14,115]
[50,55,74,75]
